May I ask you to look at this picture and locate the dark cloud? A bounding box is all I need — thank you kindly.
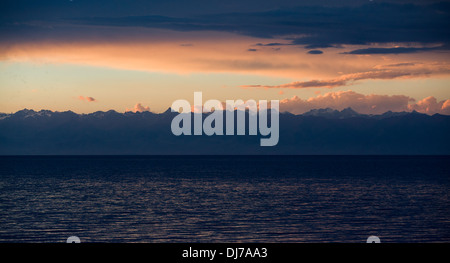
[343,46,443,55]
[4,1,442,20]
[247,48,258,52]
[307,50,323,54]
[67,2,450,50]
[1,1,449,52]
[254,43,288,46]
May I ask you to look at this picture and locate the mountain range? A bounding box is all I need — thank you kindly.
[0,108,449,155]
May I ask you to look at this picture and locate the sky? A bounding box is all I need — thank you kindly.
[0,0,449,114]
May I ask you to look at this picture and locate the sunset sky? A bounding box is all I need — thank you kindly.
[1,0,449,114]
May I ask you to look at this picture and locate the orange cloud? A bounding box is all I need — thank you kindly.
[242,63,450,89]
[408,96,450,115]
[3,29,449,82]
[78,96,96,102]
[280,91,450,115]
[126,103,150,113]
[0,33,315,78]
[280,91,414,114]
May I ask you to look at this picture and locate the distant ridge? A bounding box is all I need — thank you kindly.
[301,107,361,119]
[0,107,438,120]
[0,108,448,155]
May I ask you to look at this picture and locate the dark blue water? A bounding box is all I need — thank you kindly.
[0,156,448,243]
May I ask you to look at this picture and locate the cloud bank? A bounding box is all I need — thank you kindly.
[279,90,450,115]
[126,103,150,113]
[242,63,450,89]
[408,96,450,115]
[2,2,449,53]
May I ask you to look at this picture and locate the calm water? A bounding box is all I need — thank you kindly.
[0,156,448,243]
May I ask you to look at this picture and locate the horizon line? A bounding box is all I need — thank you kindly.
[1,107,448,117]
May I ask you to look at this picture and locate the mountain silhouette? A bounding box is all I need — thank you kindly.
[0,108,448,155]
[301,107,361,119]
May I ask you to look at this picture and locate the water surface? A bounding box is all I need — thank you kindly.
[0,156,448,243]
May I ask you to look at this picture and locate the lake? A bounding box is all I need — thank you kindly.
[0,155,448,243]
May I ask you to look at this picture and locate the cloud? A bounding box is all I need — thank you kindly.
[1,2,449,83]
[408,96,450,115]
[279,91,414,114]
[78,96,96,102]
[307,50,323,55]
[247,48,258,52]
[279,91,450,115]
[254,43,290,46]
[2,2,449,51]
[126,103,150,113]
[380,62,420,68]
[241,70,411,89]
[0,30,322,78]
[242,63,450,89]
[342,46,443,55]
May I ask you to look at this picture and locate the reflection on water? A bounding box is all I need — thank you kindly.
[0,156,448,243]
